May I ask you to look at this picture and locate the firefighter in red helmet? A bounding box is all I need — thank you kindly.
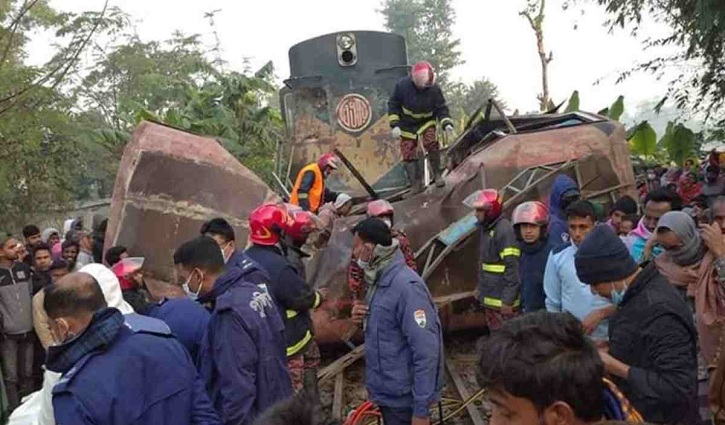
[388,61,454,195]
[512,201,553,313]
[245,204,325,400]
[472,189,521,330]
[290,152,339,213]
[347,199,417,297]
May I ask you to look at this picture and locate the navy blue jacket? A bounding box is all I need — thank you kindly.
[548,175,579,247]
[365,251,444,418]
[246,245,321,357]
[518,237,554,313]
[388,76,453,137]
[49,308,220,425]
[146,297,210,362]
[198,263,292,425]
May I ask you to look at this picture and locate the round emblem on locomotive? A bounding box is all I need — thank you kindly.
[336,94,372,132]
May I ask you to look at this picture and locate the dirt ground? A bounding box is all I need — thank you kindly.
[319,330,491,425]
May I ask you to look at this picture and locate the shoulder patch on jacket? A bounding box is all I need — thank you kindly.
[124,313,172,336]
[414,309,426,328]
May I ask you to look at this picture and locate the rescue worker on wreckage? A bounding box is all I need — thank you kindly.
[289,153,340,214]
[472,189,522,330]
[388,61,454,194]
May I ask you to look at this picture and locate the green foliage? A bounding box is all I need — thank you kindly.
[629,121,657,158]
[564,90,580,113]
[446,78,505,129]
[578,0,725,121]
[379,0,463,84]
[658,121,700,166]
[608,95,625,121]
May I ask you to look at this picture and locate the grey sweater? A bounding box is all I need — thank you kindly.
[0,262,34,335]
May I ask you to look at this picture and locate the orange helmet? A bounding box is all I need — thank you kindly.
[411,61,435,88]
[472,189,502,221]
[318,153,339,171]
[512,201,549,227]
[287,210,320,243]
[366,199,394,218]
[249,204,290,246]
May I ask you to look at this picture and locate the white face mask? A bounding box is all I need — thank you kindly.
[381,218,392,229]
[182,270,204,301]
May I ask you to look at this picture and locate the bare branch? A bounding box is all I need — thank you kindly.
[0,0,43,66]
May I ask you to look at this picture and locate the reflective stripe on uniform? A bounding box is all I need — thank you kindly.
[286,310,298,319]
[482,263,506,273]
[287,330,312,357]
[402,106,433,119]
[482,297,521,308]
[297,193,309,199]
[417,120,436,135]
[388,114,400,123]
[313,292,321,309]
[500,247,521,257]
[400,130,418,139]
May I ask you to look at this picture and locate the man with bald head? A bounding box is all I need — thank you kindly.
[44,272,220,425]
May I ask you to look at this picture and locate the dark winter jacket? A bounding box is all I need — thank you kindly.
[548,175,579,247]
[477,217,521,308]
[388,76,453,137]
[146,297,210,362]
[518,237,553,313]
[198,264,292,425]
[0,262,33,335]
[365,251,444,418]
[246,245,322,357]
[48,308,220,425]
[608,262,698,424]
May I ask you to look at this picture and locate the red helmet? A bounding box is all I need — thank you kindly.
[287,210,320,243]
[366,200,394,218]
[512,201,549,227]
[472,189,502,221]
[318,153,339,171]
[249,204,290,246]
[411,61,435,87]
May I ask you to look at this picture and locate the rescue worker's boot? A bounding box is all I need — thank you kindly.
[405,160,422,197]
[429,150,445,187]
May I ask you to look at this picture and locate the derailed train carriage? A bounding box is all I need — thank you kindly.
[105,30,636,345]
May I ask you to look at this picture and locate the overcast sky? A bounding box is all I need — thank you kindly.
[34,0,683,118]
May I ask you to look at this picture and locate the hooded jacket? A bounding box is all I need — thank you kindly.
[518,236,554,312]
[548,175,579,247]
[364,251,443,418]
[198,265,292,425]
[607,263,698,424]
[49,308,220,425]
[245,245,322,357]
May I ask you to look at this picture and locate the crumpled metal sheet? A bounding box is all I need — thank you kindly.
[105,121,280,290]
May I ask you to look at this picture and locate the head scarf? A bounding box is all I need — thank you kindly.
[656,211,706,266]
[41,228,59,243]
[362,239,400,286]
[80,264,134,315]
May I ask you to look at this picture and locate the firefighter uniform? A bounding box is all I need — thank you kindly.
[477,217,522,330]
[388,76,453,162]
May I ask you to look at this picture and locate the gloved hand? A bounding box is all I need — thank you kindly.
[391,126,402,139]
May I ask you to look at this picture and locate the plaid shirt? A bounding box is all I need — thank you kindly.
[46,308,124,374]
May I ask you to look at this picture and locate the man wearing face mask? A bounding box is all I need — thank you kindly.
[44,272,221,425]
[348,200,416,298]
[629,188,682,263]
[473,189,521,330]
[350,217,443,425]
[244,204,324,399]
[548,174,581,247]
[575,225,698,424]
[200,218,236,264]
[175,235,291,425]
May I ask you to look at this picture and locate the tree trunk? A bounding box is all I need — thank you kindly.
[536,31,550,111]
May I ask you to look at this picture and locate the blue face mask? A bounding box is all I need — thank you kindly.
[611,282,628,306]
[182,270,203,301]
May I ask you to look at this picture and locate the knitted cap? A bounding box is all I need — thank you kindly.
[352,217,392,247]
[575,225,637,285]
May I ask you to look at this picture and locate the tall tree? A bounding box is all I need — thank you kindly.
[380,0,464,84]
[447,78,506,127]
[520,0,553,111]
[577,0,725,125]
